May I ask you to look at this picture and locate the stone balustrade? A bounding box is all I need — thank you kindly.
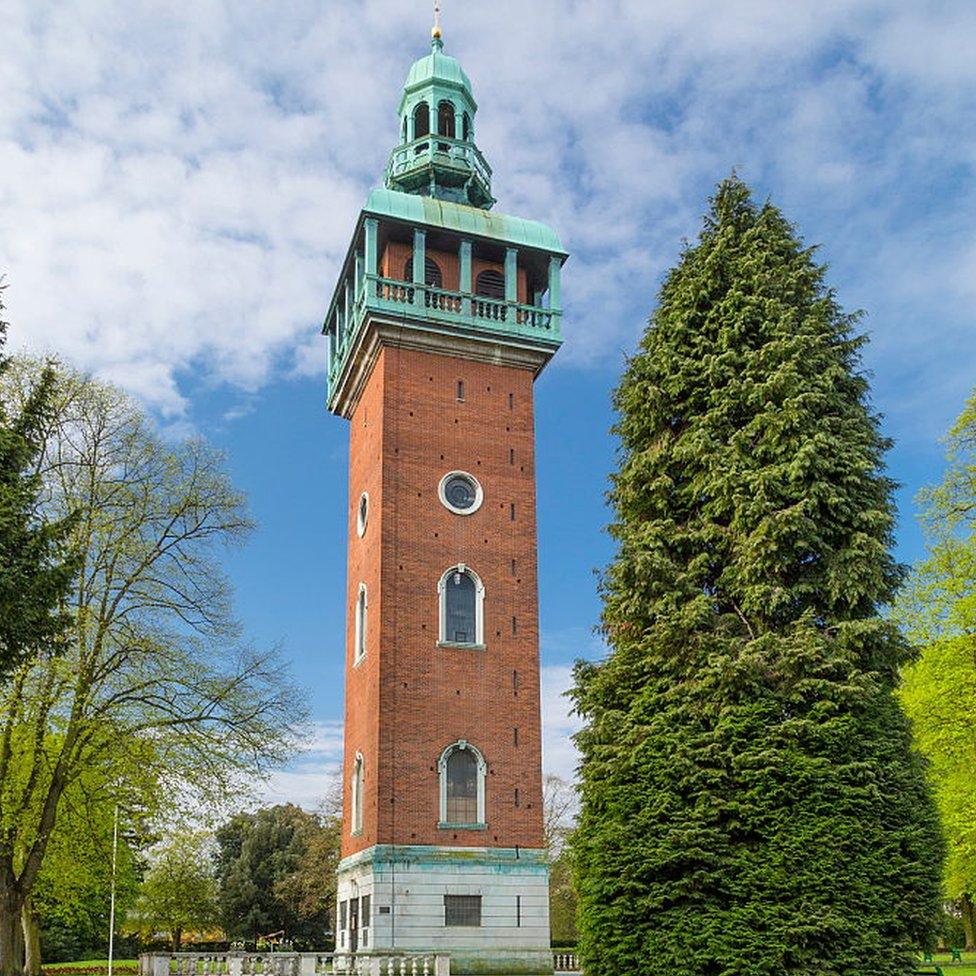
[140,953,449,976]
[552,951,579,972]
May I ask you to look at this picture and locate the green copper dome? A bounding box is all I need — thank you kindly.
[400,37,474,109]
[386,34,493,210]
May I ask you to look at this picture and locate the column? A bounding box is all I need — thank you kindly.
[364,218,378,291]
[548,255,562,309]
[354,250,363,302]
[459,239,472,316]
[505,247,518,304]
[413,227,426,309]
[548,255,563,334]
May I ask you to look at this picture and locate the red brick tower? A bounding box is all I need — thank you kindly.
[324,24,566,976]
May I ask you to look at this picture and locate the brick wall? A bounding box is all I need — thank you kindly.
[340,344,545,858]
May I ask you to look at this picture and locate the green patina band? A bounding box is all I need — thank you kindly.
[365,188,567,256]
[338,844,549,874]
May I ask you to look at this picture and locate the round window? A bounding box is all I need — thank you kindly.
[438,471,483,515]
[357,492,369,537]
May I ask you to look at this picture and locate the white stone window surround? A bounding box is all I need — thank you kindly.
[437,564,485,649]
[354,583,368,665]
[438,470,484,515]
[351,752,364,836]
[438,739,487,829]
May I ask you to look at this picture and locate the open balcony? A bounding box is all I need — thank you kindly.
[385,135,493,209]
[324,209,565,411]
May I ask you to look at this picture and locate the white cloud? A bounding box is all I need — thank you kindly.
[540,664,583,784]
[259,720,344,811]
[1,0,973,435]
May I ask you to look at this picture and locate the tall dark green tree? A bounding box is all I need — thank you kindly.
[571,178,942,976]
[0,281,78,680]
[215,804,334,945]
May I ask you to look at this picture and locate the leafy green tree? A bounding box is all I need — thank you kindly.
[0,281,78,680]
[30,767,146,968]
[896,389,976,947]
[571,177,943,976]
[132,833,219,950]
[0,358,303,976]
[215,804,335,944]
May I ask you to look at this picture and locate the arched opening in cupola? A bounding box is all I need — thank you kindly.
[475,269,505,300]
[413,101,430,138]
[462,111,471,141]
[438,100,456,138]
[404,256,443,288]
[401,116,407,143]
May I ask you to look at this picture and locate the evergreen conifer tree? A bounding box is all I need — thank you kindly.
[0,281,78,679]
[571,178,942,976]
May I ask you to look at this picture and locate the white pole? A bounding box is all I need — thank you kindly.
[107,804,119,976]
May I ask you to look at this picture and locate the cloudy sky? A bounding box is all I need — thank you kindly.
[3,0,974,809]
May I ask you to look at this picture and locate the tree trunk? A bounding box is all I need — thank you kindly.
[962,893,976,950]
[0,875,26,976]
[171,928,182,953]
[21,899,40,976]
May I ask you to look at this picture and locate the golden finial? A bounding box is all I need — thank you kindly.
[432,0,442,39]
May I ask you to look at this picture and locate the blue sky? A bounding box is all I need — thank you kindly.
[3,0,974,807]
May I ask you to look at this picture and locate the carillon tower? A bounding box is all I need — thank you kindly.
[324,16,566,975]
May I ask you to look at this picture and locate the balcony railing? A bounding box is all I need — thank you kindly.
[386,136,492,192]
[140,952,449,976]
[328,274,562,394]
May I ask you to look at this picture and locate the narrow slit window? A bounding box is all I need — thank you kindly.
[351,753,364,835]
[457,380,465,401]
[510,502,516,521]
[355,584,368,663]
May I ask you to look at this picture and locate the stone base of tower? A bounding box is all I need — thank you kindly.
[336,845,553,975]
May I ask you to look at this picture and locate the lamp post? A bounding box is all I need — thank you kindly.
[107,804,119,976]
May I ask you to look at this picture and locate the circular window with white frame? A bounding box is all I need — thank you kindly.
[439,471,483,515]
[357,492,369,537]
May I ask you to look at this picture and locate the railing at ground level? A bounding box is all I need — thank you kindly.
[553,952,579,972]
[140,953,449,976]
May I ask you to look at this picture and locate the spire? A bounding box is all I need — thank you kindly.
[383,18,494,209]
[432,0,443,50]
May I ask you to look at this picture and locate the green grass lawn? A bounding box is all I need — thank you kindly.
[922,951,976,975]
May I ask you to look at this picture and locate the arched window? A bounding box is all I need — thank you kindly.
[438,564,484,646]
[439,741,486,826]
[413,101,430,138]
[475,269,505,300]
[438,100,456,138]
[403,256,443,288]
[355,583,367,663]
[351,752,364,835]
[462,112,471,141]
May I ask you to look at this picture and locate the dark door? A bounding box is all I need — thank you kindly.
[349,897,360,952]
